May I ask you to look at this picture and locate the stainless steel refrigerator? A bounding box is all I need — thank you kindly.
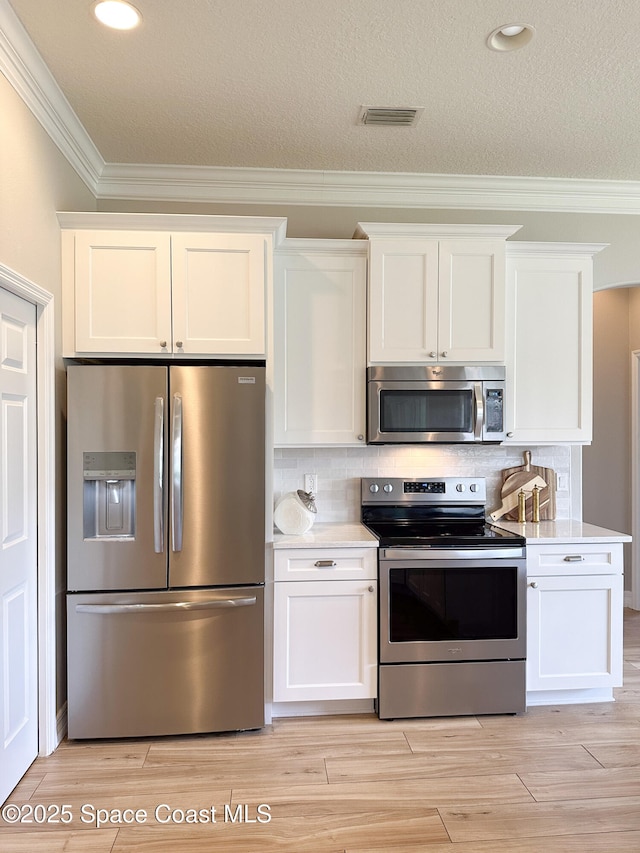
[66,363,265,739]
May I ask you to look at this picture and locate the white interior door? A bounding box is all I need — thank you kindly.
[0,287,37,803]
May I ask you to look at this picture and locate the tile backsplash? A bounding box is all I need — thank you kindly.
[274,445,573,523]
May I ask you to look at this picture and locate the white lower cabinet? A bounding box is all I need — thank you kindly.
[526,543,624,701]
[273,548,377,702]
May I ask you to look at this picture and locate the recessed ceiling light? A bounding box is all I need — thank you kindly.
[93,1,142,30]
[486,23,535,52]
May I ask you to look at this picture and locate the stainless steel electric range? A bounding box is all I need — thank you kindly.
[361,477,527,720]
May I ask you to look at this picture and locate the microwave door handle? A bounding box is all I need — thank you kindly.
[473,382,484,440]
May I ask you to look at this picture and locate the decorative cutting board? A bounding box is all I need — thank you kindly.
[495,450,557,522]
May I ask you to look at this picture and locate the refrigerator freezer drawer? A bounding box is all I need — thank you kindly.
[67,587,264,739]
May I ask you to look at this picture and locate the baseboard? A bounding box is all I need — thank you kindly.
[271,699,375,718]
[527,688,614,706]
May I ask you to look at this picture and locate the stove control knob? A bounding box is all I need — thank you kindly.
[456,483,466,492]
[369,484,380,494]
[469,483,478,493]
[383,483,394,493]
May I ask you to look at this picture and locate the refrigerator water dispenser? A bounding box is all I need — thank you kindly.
[82,451,136,540]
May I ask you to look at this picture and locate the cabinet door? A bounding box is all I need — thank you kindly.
[527,573,623,691]
[505,253,592,443]
[273,580,377,701]
[171,233,267,356]
[274,250,366,445]
[368,239,439,363]
[74,231,172,354]
[438,240,505,362]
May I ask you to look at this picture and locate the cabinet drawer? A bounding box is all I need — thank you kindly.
[526,543,623,576]
[274,548,377,581]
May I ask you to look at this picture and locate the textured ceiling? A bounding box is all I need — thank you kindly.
[7,0,640,180]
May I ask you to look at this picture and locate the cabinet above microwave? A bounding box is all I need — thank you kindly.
[355,223,522,366]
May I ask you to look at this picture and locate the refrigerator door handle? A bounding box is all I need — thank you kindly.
[171,392,183,552]
[75,597,258,615]
[153,396,165,553]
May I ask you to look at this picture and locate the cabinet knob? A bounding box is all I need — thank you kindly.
[429,351,437,358]
[159,340,167,348]
[368,585,375,593]
[176,341,184,349]
[441,351,448,358]
[529,581,539,588]
[506,432,514,438]
[357,434,364,441]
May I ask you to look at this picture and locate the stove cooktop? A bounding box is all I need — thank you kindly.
[361,476,526,549]
[361,520,525,549]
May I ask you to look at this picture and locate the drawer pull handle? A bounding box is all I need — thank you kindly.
[564,555,584,562]
[314,560,337,568]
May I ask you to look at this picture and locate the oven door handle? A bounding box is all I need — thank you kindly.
[381,547,526,560]
[473,382,484,441]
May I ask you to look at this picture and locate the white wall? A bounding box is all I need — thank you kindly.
[0,73,96,710]
[583,287,636,589]
[583,289,631,534]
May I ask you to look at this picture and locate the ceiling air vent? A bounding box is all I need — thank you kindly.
[358,106,424,127]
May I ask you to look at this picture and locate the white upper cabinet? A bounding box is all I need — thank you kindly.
[505,243,606,444]
[60,213,286,358]
[72,230,172,354]
[356,224,521,365]
[273,241,367,446]
[171,233,267,356]
[367,237,439,363]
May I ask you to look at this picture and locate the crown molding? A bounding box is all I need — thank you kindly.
[4,0,640,214]
[506,241,609,257]
[98,162,640,214]
[0,0,103,193]
[354,223,522,239]
[275,237,368,255]
[57,211,288,242]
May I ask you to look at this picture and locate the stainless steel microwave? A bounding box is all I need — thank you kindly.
[367,365,506,444]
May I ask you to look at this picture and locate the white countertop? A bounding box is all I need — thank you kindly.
[272,522,379,549]
[272,520,631,549]
[495,519,631,543]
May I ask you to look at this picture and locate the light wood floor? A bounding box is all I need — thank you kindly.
[2,609,640,852]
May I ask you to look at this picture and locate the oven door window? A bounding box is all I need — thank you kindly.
[379,389,473,433]
[389,566,518,642]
